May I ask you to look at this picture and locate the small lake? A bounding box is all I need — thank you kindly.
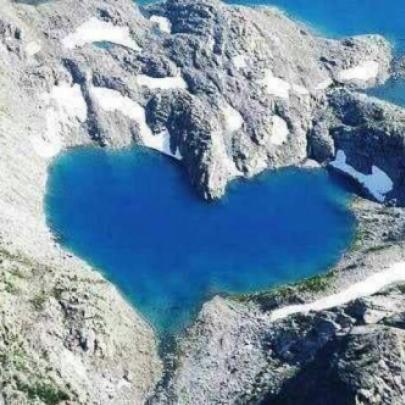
[46,148,355,333]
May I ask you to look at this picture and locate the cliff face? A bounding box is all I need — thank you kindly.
[146,0,393,200]
[0,0,404,403]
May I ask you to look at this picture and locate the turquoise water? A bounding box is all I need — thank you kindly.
[46,148,354,333]
[366,77,405,106]
[225,0,405,51]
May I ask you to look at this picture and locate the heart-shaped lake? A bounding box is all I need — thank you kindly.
[46,148,355,333]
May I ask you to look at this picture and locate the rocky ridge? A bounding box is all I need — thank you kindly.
[0,0,404,403]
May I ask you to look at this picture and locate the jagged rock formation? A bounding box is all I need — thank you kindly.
[309,90,405,204]
[146,0,392,200]
[0,0,404,403]
[152,285,405,405]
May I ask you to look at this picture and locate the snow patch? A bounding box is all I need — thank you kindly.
[135,74,187,90]
[271,261,405,321]
[62,17,140,51]
[90,86,181,159]
[150,16,172,34]
[221,103,244,133]
[338,61,379,83]
[302,159,321,169]
[232,54,247,70]
[260,70,290,99]
[291,83,310,96]
[149,128,182,160]
[31,83,87,158]
[211,131,240,177]
[315,78,333,91]
[25,41,41,56]
[271,116,289,146]
[330,150,393,202]
[260,70,309,99]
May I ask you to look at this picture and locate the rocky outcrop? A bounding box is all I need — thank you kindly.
[309,90,405,204]
[0,248,162,404]
[144,0,392,199]
[151,285,405,404]
[266,315,405,405]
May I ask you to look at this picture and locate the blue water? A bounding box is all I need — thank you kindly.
[366,77,405,106]
[225,0,405,50]
[46,148,354,332]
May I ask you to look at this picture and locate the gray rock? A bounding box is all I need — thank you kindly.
[314,90,405,204]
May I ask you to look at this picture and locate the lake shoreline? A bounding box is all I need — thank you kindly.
[45,146,355,335]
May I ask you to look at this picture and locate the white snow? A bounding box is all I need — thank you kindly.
[338,61,380,83]
[211,130,240,177]
[302,159,321,169]
[271,115,289,146]
[315,78,333,91]
[31,116,63,158]
[25,41,41,56]
[291,84,310,96]
[260,70,309,98]
[44,84,88,121]
[150,15,172,34]
[330,150,393,202]
[147,128,182,160]
[90,86,181,159]
[62,17,140,51]
[270,261,405,322]
[135,74,187,90]
[232,54,247,70]
[260,70,290,99]
[31,83,87,158]
[206,37,215,53]
[221,103,244,133]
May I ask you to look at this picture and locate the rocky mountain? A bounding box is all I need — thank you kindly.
[0,0,404,403]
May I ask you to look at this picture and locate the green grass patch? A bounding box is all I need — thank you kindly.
[364,244,390,254]
[30,292,48,311]
[17,381,69,405]
[233,272,335,312]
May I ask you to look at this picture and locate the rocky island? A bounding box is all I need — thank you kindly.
[0,0,404,403]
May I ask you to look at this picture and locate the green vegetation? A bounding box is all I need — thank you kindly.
[17,381,69,405]
[0,348,27,372]
[4,276,19,294]
[0,247,35,269]
[364,244,388,253]
[295,272,335,293]
[30,292,48,311]
[350,227,370,251]
[233,272,335,311]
